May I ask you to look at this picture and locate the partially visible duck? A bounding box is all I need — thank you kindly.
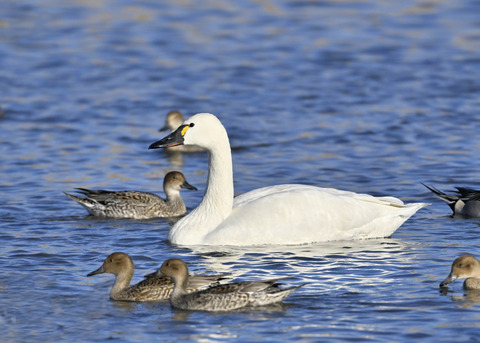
[149,113,428,246]
[440,255,480,290]
[423,183,480,217]
[159,110,204,153]
[160,258,303,311]
[65,171,197,219]
[87,252,224,301]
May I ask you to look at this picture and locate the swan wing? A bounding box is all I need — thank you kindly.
[234,184,407,208]
[204,185,427,245]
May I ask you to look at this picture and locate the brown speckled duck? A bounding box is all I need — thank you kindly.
[65,171,197,219]
[87,253,224,302]
[160,258,303,311]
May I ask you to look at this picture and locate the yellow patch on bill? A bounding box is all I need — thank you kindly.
[181,125,190,136]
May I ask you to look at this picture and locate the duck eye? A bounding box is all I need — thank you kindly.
[109,259,113,263]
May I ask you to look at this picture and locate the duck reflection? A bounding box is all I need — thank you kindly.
[440,288,480,308]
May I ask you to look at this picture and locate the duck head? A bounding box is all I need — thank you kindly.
[440,254,480,288]
[87,252,134,277]
[160,110,185,132]
[163,171,197,193]
[160,258,190,285]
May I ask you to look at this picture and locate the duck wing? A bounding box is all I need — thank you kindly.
[456,187,480,201]
[75,188,164,205]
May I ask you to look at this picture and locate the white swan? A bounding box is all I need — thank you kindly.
[149,113,428,246]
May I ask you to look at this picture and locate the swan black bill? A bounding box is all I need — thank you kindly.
[149,125,187,149]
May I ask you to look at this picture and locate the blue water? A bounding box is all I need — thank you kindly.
[1,0,480,341]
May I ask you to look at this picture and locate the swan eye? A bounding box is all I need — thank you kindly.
[189,123,195,127]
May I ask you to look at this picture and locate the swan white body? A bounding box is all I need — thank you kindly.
[149,113,427,246]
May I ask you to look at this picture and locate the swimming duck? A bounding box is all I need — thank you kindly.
[148,113,428,246]
[159,110,204,153]
[65,171,197,219]
[160,258,302,311]
[160,110,186,132]
[87,252,224,301]
[440,255,480,290]
[423,183,480,218]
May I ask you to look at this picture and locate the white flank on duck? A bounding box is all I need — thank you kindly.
[423,183,480,218]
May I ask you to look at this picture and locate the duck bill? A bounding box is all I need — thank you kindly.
[182,180,198,191]
[87,265,105,277]
[149,125,187,149]
[440,273,457,288]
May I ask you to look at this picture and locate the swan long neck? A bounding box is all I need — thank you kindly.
[168,114,235,244]
[204,142,234,213]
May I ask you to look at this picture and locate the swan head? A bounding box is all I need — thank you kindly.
[149,113,228,151]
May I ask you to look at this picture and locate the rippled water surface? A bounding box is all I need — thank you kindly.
[1,0,480,341]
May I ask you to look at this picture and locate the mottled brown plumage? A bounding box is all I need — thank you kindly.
[65,171,196,219]
[87,253,224,301]
[160,258,303,311]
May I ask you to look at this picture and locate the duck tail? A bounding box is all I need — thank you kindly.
[64,192,102,212]
[270,283,305,303]
[422,183,458,212]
